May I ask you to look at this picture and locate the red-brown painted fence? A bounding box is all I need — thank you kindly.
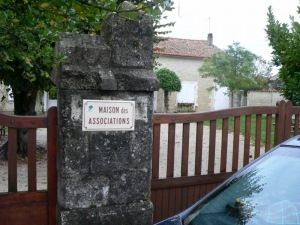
[0,107,57,225]
[151,100,300,223]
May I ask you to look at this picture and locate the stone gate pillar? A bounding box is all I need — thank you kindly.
[53,9,158,225]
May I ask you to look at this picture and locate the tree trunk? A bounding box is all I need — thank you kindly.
[13,90,38,116]
[164,91,169,113]
[14,89,38,156]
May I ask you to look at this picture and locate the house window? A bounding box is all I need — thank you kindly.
[177,81,198,111]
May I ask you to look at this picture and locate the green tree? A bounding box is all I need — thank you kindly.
[266,6,300,105]
[198,42,272,107]
[243,56,273,93]
[269,77,283,91]
[0,0,174,157]
[155,68,181,112]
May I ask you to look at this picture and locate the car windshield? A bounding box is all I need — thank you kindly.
[184,146,300,225]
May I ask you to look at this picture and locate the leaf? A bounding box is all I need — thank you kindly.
[27,34,35,43]
[137,3,143,10]
[127,11,138,20]
[152,7,161,17]
[22,57,33,67]
[12,18,20,23]
[91,22,101,31]
[74,4,81,13]
[109,2,117,10]
[40,3,49,8]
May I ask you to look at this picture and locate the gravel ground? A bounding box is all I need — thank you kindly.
[0,128,47,192]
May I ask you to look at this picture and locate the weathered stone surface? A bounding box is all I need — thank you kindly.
[53,33,112,90]
[57,126,89,174]
[58,174,110,209]
[58,201,153,225]
[53,20,159,91]
[112,68,158,91]
[129,122,153,170]
[90,131,130,172]
[98,69,117,90]
[57,90,85,127]
[54,59,158,91]
[54,67,117,91]
[109,171,151,204]
[101,14,153,70]
[56,33,111,67]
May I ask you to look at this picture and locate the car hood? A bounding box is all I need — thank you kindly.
[154,215,182,225]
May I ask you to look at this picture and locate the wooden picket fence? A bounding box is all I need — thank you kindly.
[151,100,300,223]
[0,107,57,225]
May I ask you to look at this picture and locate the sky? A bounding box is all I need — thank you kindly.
[159,0,300,74]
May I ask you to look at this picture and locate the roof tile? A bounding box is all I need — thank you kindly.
[154,37,220,58]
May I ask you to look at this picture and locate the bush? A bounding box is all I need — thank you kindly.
[155,68,181,92]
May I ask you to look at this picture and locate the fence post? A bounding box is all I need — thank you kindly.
[275,100,286,145]
[53,5,158,224]
[47,107,58,224]
[275,100,294,145]
[284,101,293,141]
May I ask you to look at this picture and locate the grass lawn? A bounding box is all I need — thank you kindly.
[204,115,276,147]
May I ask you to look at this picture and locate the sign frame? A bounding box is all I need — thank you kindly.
[82,100,135,131]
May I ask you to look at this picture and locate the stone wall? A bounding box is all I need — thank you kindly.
[155,56,214,112]
[247,91,285,106]
[53,8,157,225]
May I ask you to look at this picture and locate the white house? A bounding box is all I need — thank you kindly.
[154,34,230,112]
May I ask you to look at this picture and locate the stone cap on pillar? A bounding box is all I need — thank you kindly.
[52,4,159,92]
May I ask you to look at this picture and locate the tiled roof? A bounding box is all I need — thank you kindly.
[154,37,220,58]
[248,90,282,93]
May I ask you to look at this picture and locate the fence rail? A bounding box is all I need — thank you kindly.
[151,100,300,223]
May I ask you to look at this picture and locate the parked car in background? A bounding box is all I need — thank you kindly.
[155,135,300,225]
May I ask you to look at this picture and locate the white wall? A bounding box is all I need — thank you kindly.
[43,92,57,112]
[214,86,229,110]
[247,91,285,106]
[155,56,214,112]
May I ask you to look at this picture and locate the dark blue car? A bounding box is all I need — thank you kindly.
[155,135,300,225]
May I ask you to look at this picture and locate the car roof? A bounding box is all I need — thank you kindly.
[179,135,300,219]
[281,136,300,147]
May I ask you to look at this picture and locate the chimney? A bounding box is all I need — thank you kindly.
[207,33,213,46]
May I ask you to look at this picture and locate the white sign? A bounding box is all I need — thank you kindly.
[82,100,135,131]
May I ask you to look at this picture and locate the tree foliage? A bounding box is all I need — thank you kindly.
[155,67,181,112]
[266,6,300,105]
[269,77,283,91]
[0,0,174,115]
[243,56,273,92]
[155,67,181,92]
[0,0,174,158]
[198,42,272,107]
